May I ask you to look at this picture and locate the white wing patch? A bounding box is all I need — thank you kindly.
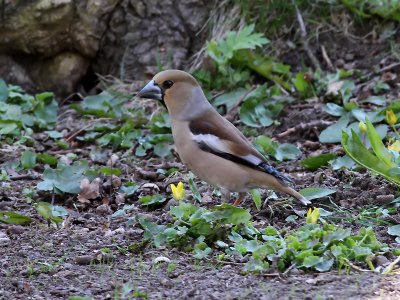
[191,133,263,166]
[191,133,230,153]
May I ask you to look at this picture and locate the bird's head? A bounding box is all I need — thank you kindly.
[137,70,211,120]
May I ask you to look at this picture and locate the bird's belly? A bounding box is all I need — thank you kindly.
[177,142,249,192]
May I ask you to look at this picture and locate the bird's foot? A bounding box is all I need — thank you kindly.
[233,198,242,206]
[232,192,246,206]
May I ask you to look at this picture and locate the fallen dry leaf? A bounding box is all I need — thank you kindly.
[77,178,101,203]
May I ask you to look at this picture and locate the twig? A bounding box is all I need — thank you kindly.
[382,255,400,275]
[321,45,334,71]
[65,118,112,142]
[376,62,400,74]
[274,120,333,140]
[295,6,321,70]
[343,259,372,272]
[10,173,40,181]
[283,264,295,275]
[209,90,226,102]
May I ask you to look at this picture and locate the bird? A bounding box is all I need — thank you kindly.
[137,69,310,206]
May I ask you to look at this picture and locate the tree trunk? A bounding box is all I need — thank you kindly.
[0,0,214,96]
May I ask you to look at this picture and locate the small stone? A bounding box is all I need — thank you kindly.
[96,204,112,215]
[115,193,125,205]
[163,199,177,210]
[75,255,93,265]
[344,53,354,61]
[289,267,301,275]
[0,231,10,246]
[7,225,24,235]
[375,194,394,204]
[374,255,389,266]
[159,277,173,288]
[335,59,345,67]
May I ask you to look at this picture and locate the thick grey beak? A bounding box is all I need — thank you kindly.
[137,80,162,101]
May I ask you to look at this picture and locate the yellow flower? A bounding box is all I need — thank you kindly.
[388,140,400,152]
[306,207,320,224]
[386,110,397,125]
[170,181,185,201]
[358,121,367,133]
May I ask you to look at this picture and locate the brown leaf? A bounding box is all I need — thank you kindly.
[77,178,101,203]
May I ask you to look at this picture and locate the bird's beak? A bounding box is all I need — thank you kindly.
[137,80,163,101]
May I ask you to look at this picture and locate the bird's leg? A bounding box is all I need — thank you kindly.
[233,192,246,206]
[220,189,231,203]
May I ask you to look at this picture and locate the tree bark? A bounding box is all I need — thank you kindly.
[0,0,214,96]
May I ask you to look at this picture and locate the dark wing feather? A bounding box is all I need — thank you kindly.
[189,112,292,184]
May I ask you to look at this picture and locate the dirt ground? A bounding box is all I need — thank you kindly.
[2,14,400,300]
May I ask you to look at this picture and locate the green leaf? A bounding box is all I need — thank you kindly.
[299,188,336,200]
[138,194,167,206]
[153,142,172,158]
[0,211,32,225]
[302,255,324,268]
[120,183,139,197]
[0,79,8,102]
[36,161,89,194]
[193,242,212,259]
[388,225,400,237]
[323,103,346,116]
[250,189,262,211]
[21,150,36,169]
[213,88,249,110]
[254,135,277,154]
[100,167,122,176]
[243,258,269,273]
[45,130,64,139]
[294,72,312,97]
[37,153,58,167]
[366,118,393,167]
[275,143,301,161]
[34,202,62,223]
[319,114,350,143]
[330,155,356,170]
[300,153,337,171]
[342,130,400,185]
[240,98,274,128]
[188,173,202,202]
[315,258,334,272]
[212,204,251,225]
[353,246,372,259]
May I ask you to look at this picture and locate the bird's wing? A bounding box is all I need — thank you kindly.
[189,113,292,183]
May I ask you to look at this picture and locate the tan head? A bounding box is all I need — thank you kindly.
[137,70,212,120]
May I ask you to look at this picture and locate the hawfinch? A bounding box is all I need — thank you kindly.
[137,70,309,206]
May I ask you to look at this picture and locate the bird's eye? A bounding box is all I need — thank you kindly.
[162,80,174,89]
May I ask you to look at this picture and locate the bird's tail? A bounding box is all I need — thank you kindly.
[259,162,293,184]
[255,163,311,206]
